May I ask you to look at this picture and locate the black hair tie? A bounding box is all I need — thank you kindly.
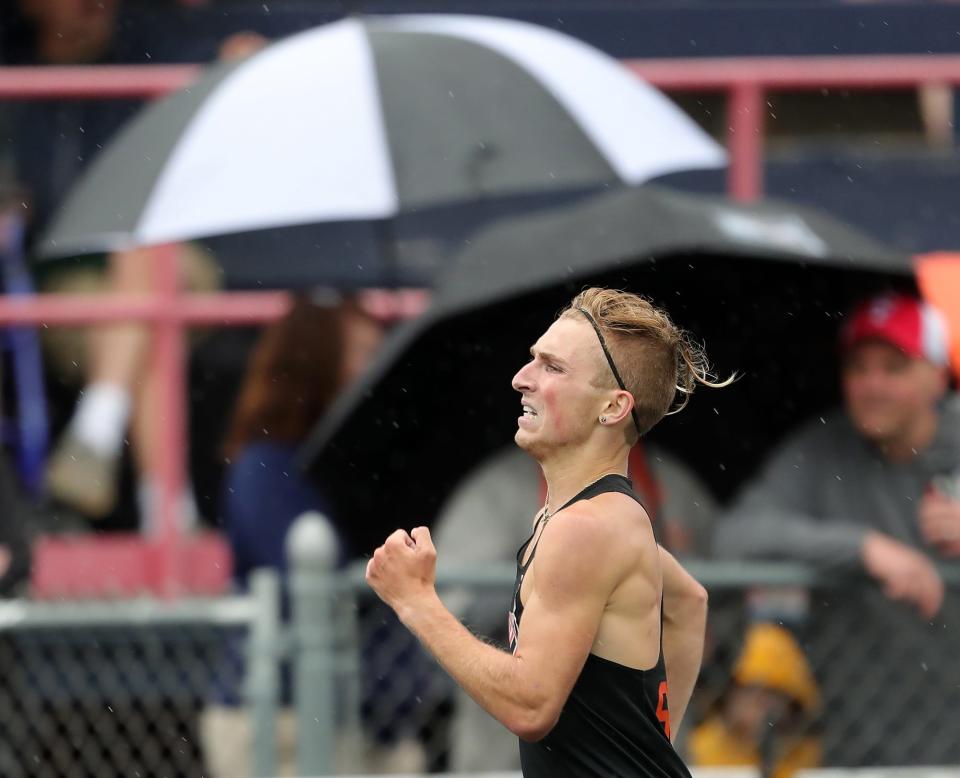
[577,307,643,436]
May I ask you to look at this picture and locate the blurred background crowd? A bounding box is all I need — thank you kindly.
[0,1,959,777]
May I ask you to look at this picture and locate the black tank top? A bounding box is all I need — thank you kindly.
[509,474,692,778]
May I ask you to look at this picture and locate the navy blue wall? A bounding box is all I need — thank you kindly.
[116,1,960,60]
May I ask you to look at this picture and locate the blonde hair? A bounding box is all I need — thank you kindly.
[560,287,733,440]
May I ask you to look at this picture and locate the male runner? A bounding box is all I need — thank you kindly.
[366,287,728,776]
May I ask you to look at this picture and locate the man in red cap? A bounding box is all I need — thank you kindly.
[716,293,960,766]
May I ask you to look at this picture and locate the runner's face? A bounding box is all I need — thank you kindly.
[511,318,608,454]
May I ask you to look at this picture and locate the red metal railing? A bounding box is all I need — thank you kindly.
[622,54,960,199]
[6,55,960,199]
[1,55,958,596]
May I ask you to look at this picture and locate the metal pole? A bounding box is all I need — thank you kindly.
[288,512,339,776]
[247,568,281,778]
[727,81,765,201]
[333,577,365,770]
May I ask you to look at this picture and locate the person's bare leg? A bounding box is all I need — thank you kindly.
[46,248,155,517]
[131,345,198,534]
[90,246,154,382]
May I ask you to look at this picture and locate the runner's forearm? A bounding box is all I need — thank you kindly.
[397,592,554,739]
[658,548,708,739]
[660,585,707,739]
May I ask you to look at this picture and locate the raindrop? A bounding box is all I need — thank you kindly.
[921,662,928,671]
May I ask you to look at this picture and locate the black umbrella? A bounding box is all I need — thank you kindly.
[301,185,913,556]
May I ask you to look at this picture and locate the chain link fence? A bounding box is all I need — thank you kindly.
[0,572,279,778]
[322,556,960,775]
[1,524,958,777]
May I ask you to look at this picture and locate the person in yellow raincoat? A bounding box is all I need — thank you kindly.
[688,623,820,778]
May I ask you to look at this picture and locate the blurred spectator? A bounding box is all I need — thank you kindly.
[202,295,435,777]
[433,442,717,773]
[43,244,220,532]
[18,0,120,64]
[219,295,380,580]
[715,293,960,765]
[688,622,821,778]
[3,0,268,237]
[36,26,266,532]
[6,0,137,236]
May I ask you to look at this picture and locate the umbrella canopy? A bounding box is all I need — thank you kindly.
[41,14,724,263]
[300,185,914,556]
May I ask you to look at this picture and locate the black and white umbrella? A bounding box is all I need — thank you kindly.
[43,14,725,260]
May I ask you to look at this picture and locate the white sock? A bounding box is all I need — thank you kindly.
[137,479,198,536]
[71,382,132,457]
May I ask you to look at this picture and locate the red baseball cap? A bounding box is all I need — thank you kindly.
[841,294,950,366]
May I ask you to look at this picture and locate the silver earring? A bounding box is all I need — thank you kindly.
[599,416,607,424]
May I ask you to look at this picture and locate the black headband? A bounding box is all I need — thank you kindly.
[577,307,642,436]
